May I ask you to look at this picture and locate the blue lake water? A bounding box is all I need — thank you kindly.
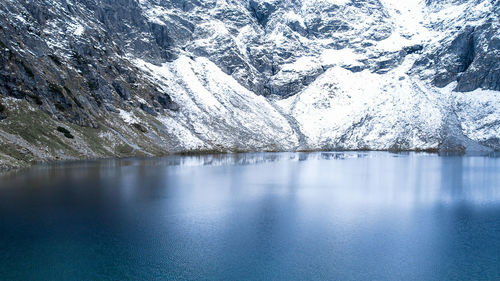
[1,152,500,280]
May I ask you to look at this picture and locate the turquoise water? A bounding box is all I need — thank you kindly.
[1,152,500,280]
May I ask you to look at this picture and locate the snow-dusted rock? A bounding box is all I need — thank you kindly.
[0,0,499,169]
[133,55,299,151]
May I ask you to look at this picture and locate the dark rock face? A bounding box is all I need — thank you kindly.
[455,21,500,92]
[425,19,500,92]
[140,103,157,116]
[0,0,185,130]
[112,81,131,100]
[0,102,6,120]
[403,45,424,55]
[249,0,277,27]
[432,26,476,88]
[439,135,467,154]
[157,94,180,111]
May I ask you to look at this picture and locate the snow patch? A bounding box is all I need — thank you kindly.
[73,24,85,36]
[278,66,443,150]
[118,109,140,125]
[320,48,361,68]
[452,88,500,143]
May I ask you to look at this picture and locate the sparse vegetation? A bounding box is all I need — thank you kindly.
[71,52,86,65]
[49,83,73,111]
[0,100,102,170]
[54,103,67,112]
[48,54,62,66]
[91,93,102,106]
[116,143,133,154]
[56,126,74,139]
[63,86,72,95]
[48,83,64,96]
[71,96,83,108]
[64,86,83,108]
[88,80,98,91]
[28,94,43,105]
[21,61,34,77]
[0,102,6,119]
[132,123,148,133]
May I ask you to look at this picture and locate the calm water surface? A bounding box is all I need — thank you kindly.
[1,152,500,280]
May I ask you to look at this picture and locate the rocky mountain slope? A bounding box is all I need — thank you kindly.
[0,0,499,170]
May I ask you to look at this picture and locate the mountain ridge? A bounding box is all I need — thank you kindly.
[0,0,499,170]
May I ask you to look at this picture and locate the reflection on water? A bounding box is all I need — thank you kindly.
[0,152,500,280]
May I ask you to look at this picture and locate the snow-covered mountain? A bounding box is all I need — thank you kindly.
[0,0,499,169]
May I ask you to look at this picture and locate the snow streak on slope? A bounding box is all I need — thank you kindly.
[133,56,299,151]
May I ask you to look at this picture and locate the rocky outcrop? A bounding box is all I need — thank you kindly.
[428,22,500,92]
[416,1,499,92]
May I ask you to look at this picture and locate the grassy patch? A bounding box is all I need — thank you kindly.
[0,143,33,162]
[0,106,76,155]
[0,100,122,165]
[76,125,111,156]
[116,143,133,154]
